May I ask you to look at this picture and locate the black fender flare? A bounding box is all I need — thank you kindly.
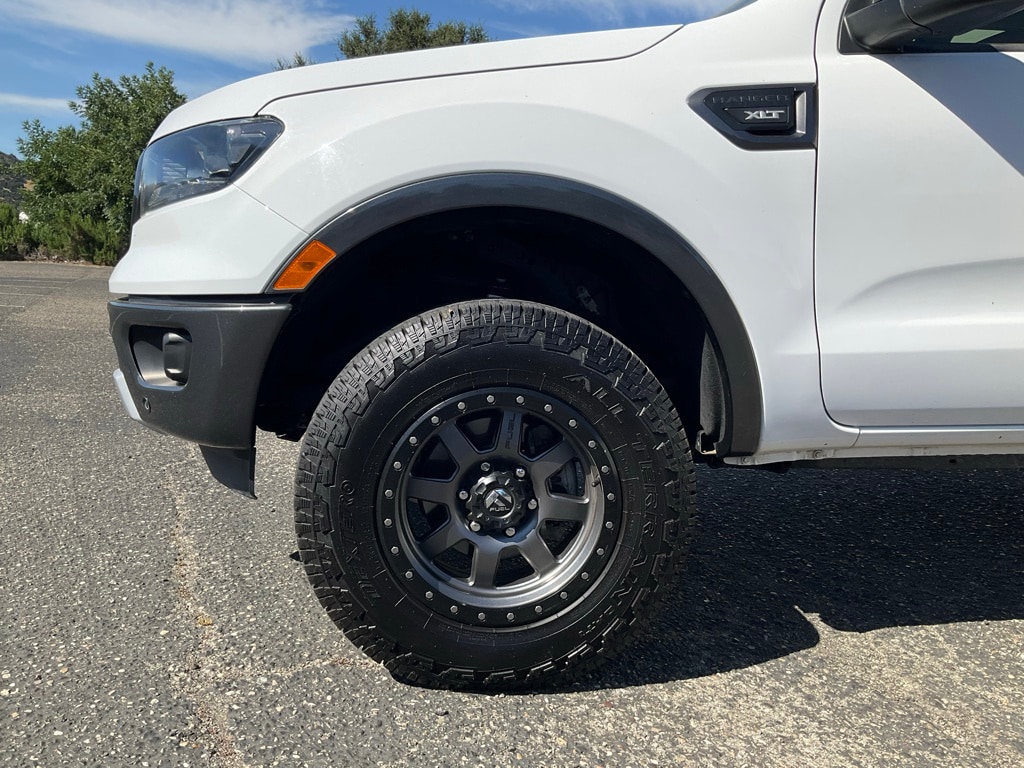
[271,173,762,455]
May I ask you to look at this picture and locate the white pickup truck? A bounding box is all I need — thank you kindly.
[108,0,1024,688]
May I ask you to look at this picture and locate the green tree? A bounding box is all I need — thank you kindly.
[274,51,318,70]
[272,7,489,71]
[17,63,185,264]
[338,8,489,59]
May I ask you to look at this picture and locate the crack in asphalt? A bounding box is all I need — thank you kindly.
[166,456,248,768]
[162,453,375,767]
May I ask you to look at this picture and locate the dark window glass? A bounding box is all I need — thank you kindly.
[906,10,1024,50]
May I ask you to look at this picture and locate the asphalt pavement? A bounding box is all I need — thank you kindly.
[0,261,1021,767]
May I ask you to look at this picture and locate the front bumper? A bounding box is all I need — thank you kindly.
[109,297,291,494]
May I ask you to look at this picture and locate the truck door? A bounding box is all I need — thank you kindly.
[814,1,1024,427]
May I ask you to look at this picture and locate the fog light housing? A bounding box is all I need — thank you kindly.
[129,326,192,387]
[162,331,192,384]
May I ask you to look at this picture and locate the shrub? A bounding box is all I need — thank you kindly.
[0,203,30,260]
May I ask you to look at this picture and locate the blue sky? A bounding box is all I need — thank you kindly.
[0,0,730,157]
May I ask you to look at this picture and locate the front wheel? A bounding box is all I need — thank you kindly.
[294,300,695,689]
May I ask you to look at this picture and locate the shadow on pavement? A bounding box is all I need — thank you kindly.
[588,466,1024,690]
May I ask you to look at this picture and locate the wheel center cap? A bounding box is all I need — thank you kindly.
[466,469,532,531]
[484,488,515,516]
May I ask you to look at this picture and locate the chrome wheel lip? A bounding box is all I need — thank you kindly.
[376,387,622,628]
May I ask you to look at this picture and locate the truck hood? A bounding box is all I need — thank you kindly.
[154,25,682,140]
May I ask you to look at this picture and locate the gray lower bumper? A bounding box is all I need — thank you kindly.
[108,296,292,496]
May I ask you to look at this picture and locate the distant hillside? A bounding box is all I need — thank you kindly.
[0,152,27,209]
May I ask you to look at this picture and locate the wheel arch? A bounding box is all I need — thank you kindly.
[257,172,762,456]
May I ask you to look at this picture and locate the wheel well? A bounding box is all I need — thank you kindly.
[256,207,727,455]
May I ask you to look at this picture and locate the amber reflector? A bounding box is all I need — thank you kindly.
[273,240,337,291]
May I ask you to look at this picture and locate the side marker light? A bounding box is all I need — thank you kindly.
[273,240,337,291]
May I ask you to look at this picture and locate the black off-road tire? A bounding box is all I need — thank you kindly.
[294,300,695,689]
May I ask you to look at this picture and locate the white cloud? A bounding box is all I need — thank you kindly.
[491,0,733,25]
[0,0,353,65]
[0,93,71,114]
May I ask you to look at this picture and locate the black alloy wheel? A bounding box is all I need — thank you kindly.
[379,388,619,628]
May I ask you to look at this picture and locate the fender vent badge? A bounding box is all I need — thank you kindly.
[689,85,816,151]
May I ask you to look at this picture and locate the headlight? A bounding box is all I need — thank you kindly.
[133,117,284,222]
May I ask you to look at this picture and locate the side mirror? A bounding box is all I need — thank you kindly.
[843,0,1024,52]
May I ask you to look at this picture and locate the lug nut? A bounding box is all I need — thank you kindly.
[515,468,526,478]
[459,490,470,501]
[470,521,482,532]
[528,499,538,510]
[481,462,491,472]
[505,527,516,537]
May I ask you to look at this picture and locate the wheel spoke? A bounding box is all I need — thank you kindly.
[528,440,575,482]
[437,422,480,469]
[405,476,458,509]
[538,494,591,524]
[469,539,504,589]
[492,408,524,458]
[517,531,558,576]
[419,517,469,560]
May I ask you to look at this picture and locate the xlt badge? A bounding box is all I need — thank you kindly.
[710,89,796,132]
[725,107,792,126]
